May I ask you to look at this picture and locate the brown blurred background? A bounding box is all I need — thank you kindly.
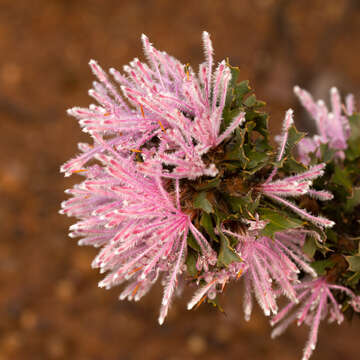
[1,0,360,359]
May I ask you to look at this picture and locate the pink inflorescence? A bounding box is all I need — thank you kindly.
[61,32,360,359]
[61,32,244,324]
[271,277,360,360]
[294,86,354,164]
[188,219,317,321]
[260,109,334,228]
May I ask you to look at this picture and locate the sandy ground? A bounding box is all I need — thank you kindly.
[1,1,360,359]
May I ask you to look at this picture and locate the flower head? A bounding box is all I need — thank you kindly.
[61,31,360,360]
[294,86,354,164]
[61,32,244,180]
[61,32,247,324]
[260,109,334,228]
[188,219,316,321]
[271,277,360,360]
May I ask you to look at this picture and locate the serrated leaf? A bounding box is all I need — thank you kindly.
[282,156,307,173]
[224,128,249,168]
[229,66,240,88]
[245,150,269,170]
[193,177,221,191]
[200,212,218,242]
[243,94,257,107]
[193,191,214,213]
[259,208,304,238]
[235,80,251,100]
[187,232,201,252]
[248,194,261,213]
[284,124,306,157]
[214,208,228,226]
[217,232,242,267]
[226,191,258,220]
[346,255,360,272]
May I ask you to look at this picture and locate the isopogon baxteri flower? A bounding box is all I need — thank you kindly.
[294,86,354,164]
[61,31,245,180]
[260,109,334,228]
[60,32,247,324]
[271,277,360,360]
[187,219,316,320]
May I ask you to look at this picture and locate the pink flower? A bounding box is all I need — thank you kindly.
[61,32,245,180]
[260,109,334,228]
[61,151,216,324]
[188,220,316,320]
[294,86,354,164]
[271,277,360,360]
[60,32,249,324]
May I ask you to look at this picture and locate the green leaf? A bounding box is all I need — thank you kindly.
[311,259,335,276]
[248,194,261,213]
[346,255,360,272]
[235,80,251,101]
[187,233,201,252]
[229,66,240,88]
[193,177,221,191]
[217,232,242,267]
[302,236,317,258]
[243,94,257,107]
[224,128,249,168]
[282,156,307,173]
[284,124,306,157]
[226,192,259,220]
[193,191,214,213]
[259,208,304,238]
[200,213,218,242]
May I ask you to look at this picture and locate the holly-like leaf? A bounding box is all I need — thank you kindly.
[282,156,307,173]
[226,192,258,220]
[284,124,306,157]
[259,208,304,238]
[245,150,269,172]
[193,177,221,191]
[217,232,242,267]
[224,128,249,168]
[235,80,251,101]
[187,232,201,252]
[200,212,218,242]
[243,94,257,107]
[193,191,214,213]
